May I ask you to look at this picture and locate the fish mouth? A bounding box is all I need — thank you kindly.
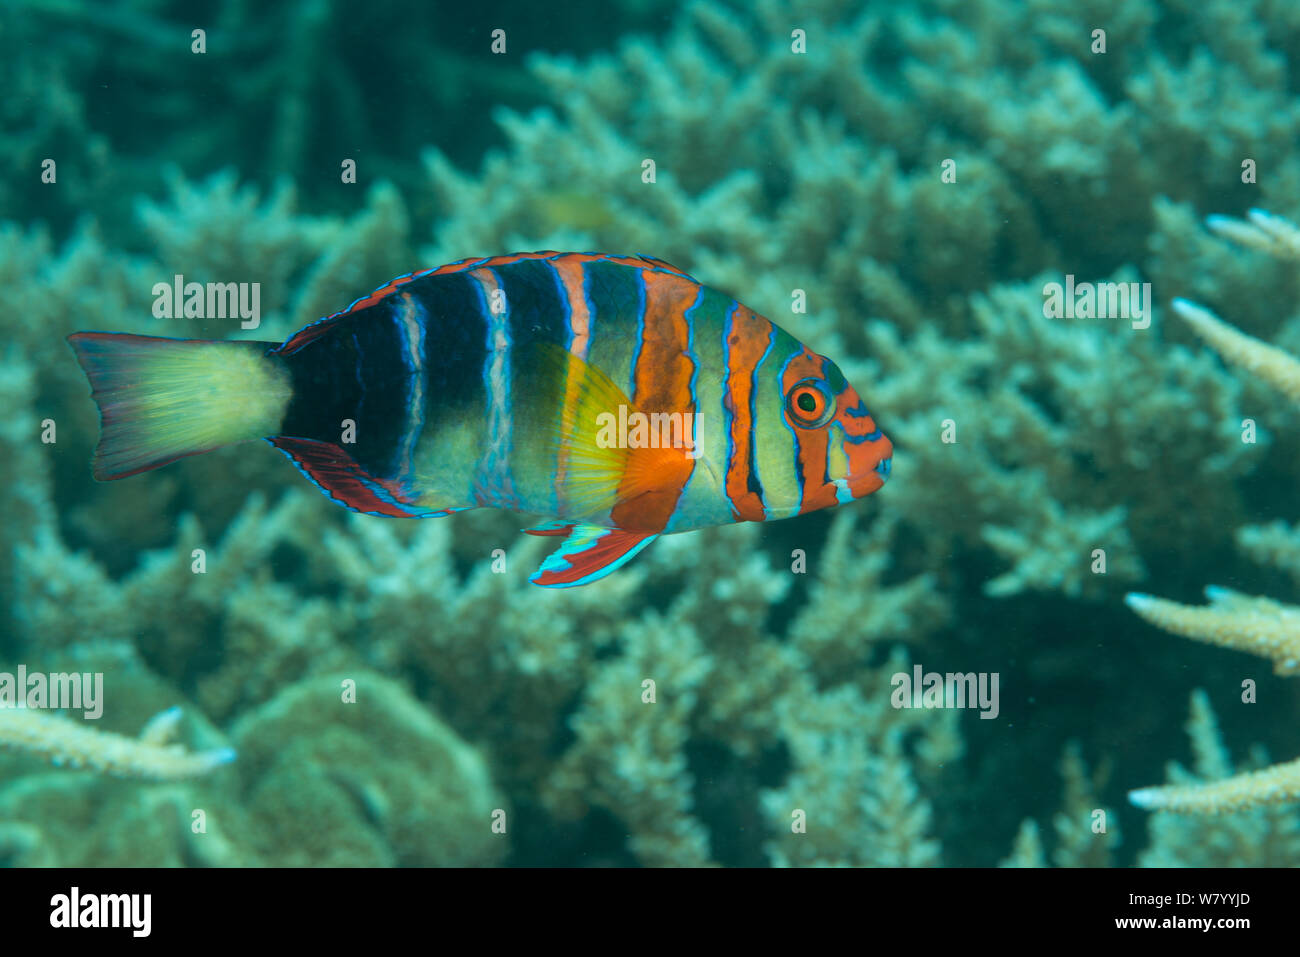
[835,456,892,502]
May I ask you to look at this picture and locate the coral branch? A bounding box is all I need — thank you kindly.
[1205,208,1300,261]
[1125,588,1300,676]
[0,707,235,780]
[1171,298,1300,404]
[1129,757,1300,813]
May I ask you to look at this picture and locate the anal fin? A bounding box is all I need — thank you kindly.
[268,436,453,518]
[530,524,658,587]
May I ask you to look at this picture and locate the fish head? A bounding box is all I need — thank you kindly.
[756,341,893,518]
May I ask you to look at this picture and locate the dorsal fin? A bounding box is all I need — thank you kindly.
[267,436,451,518]
[635,254,694,279]
[279,253,694,355]
[276,254,560,355]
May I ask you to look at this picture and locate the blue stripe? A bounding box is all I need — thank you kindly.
[748,329,778,519]
[390,294,427,488]
[582,262,597,349]
[675,286,706,509]
[836,422,877,445]
[843,401,881,441]
[547,258,575,351]
[628,272,648,395]
[468,268,516,507]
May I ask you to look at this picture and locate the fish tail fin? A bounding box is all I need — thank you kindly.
[67,333,292,480]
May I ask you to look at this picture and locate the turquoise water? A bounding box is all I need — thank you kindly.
[2,0,1300,867]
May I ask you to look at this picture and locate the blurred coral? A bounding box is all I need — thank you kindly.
[6,0,1300,867]
[0,705,234,780]
[1127,210,1300,819]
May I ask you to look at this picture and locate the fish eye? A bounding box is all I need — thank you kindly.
[786,378,834,428]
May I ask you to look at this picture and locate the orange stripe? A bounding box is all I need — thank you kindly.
[610,270,699,532]
[552,255,593,360]
[723,306,774,522]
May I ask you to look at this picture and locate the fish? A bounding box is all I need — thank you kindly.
[68,252,893,587]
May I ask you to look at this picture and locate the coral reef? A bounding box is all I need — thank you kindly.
[0,659,506,866]
[5,0,1300,866]
[0,706,234,780]
[1125,211,1300,817]
[1135,692,1300,864]
[1127,588,1300,676]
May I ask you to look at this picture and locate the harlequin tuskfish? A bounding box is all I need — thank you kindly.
[68,253,893,586]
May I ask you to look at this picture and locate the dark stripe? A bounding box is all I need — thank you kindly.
[494,257,570,353]
[416,272,491,429]
[546,258,575,350]
[278,303,407,477]
[580,257,643,333]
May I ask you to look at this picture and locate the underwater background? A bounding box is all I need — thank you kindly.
[3,0,1300,867]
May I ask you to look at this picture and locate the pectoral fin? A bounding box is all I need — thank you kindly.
[526,343,693,520]
[529,523,659,588]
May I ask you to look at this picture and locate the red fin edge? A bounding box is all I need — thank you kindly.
[267,436,416,518]
[531,526,658,588]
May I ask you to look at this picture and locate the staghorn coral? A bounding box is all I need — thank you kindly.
[0,0,675,236]
[0,649,506,865]
[759,656,955,868]
[1134,692,1300,863]
[1126,588,1300,677]
[1049,742,1120,868]
[1173,297,1300,403]
[1237,521,1300,590]
[1000,742,1118,868]
[999,819,1047,869]
[1132,756,1300,814]
[1126,210,1300,817]
[0,706,234,780]
[8,0,1300,868]
[1127,587,1300,814]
